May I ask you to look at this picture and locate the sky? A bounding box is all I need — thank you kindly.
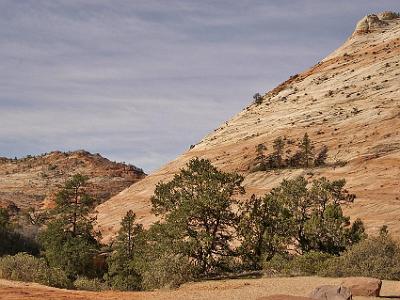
[1,1,399,172]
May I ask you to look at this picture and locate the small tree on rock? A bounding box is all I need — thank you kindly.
[298,133,314,168]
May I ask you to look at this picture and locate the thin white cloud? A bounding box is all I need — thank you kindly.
[0,0,399,171]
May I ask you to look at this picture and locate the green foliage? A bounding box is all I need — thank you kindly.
[264,251,333,276]
[0,253,71,288]
[150,158,244,276]
[321,231,400,280]
[129,222,197,290]
[238,194,291,270]
[53,174,96,237]
[106,210,143,291]
[298,133,314,168]
[267,137,285,168]
[137,251,195,290]
[74,276,107,291]
[268,176,363,254]
[251,134,329,171]
[39,174,100,279]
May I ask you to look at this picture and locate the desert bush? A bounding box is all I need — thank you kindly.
[74,276,107,291]
[262,253,291,275]
[263,252,333,276]
[320,233,400,280]
[0,253,70,288]
[138,253,195,290]
[286,252,334,275]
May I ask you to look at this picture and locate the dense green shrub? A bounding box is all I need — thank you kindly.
[320,233,400,280]
[138,253,195,290]
[287,252,334,275]
[74,276,107,291]
[263,252,333,276]
[0,253,71,288]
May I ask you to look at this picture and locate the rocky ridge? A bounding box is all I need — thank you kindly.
[0,150,145,212]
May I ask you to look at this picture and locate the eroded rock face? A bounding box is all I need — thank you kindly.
[309,285,352,300]
[341,277,382,297]
[354,14,388,34]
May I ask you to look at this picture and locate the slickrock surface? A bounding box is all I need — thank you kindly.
[97,12,400,241]
[0,150,145,211]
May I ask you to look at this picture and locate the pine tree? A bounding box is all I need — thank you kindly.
[298,133,315,168]
[268,137,285,168]
[54,174,96,237]
[106,210,143,290]
[150,158,245,276]
[39,174,100,279]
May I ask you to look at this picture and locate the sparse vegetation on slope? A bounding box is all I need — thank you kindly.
[251,134,329,171]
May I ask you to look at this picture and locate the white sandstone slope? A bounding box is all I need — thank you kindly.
[96,12,400,241]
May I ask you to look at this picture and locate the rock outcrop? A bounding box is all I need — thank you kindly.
[354,14,388,34]
[0,150,145,211]
[341,277,382,297]
[96,12,400,241]
[309,286,352,300]
[353,11,398,35]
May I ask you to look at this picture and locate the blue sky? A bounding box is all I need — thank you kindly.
[1,1,399,172]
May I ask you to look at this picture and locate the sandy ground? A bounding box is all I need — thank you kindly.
[1,276,400,300]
